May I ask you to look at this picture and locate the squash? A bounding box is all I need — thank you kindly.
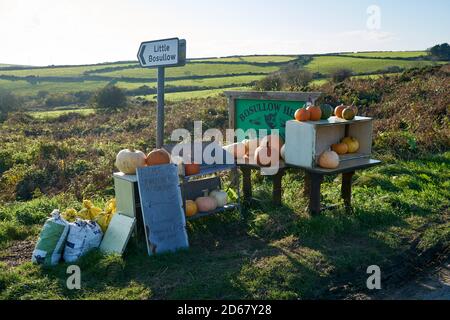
[185,163,200,176]
[342,107,356,120]
[255,145,278,167]
[195,190,218,212]
[185,200,198,217]
[331,143,348,155]
[334,104,346,118]
[244,138,260,158]
[280,144,286,160]
[146,148,171,166]
[209,189,227,207]
[341,137,360,153]
[306,105,322,121]
[294,108,310,121]
[320,104,333,120]
[318,151,340,169]
[115,149,147,174]
[260,134,284,157]
[223,142,246,159]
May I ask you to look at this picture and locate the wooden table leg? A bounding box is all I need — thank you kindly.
[272,169,285,206]
[309,173,324,215]
[341,171,355,212]
[241,167,252,203]
[304,172,311,197]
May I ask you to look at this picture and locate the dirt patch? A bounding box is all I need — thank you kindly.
[0,240,35,267]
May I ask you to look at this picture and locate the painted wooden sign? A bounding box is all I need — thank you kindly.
[225,91,322,141]
[136,164,189,255]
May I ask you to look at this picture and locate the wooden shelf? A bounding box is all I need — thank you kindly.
[186,203,239,221]
[182,164,236,181]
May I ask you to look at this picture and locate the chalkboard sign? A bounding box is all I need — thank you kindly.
[225,91,321,141]
[136,164,189,255]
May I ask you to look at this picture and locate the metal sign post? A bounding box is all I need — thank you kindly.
[137,38,186,148]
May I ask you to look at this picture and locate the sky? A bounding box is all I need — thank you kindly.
[0,0,449,66]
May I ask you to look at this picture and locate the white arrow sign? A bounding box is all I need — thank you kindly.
[137,38,185,68]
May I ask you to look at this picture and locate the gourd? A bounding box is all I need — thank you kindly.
[185,163,201,176]
[341,137,360,153]
[255,145,278,167]
[334,104,346,118]
[260,134,284,153]
[209,189,227,207]
[320,104,333,119]
[306,105,322,121]
[318,151,340,169]
[115,149,147,174]
[195,190,218,212]
[185,200,198,217]
[280,144,286,160]
[146,148,171,166]
[331,143,348,155]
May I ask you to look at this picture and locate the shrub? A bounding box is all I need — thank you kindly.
[45,93,77,107]
[254,74,283,91]
[331,68,353,83]
[0,90,20,122]
[283,68,313,90]
[92,85,127,110]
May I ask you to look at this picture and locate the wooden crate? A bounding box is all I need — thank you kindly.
[285,116,373,168]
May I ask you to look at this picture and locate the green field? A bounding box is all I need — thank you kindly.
[197,55,297,63]
[341,51,427,58]
[0,63,135,78]
[92,63,279,79]
[306,56,437,74]
[141,86,249,101]
[28,108,96,119]
[0,79,109,96]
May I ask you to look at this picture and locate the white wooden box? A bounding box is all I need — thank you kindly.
[285,116,373,168]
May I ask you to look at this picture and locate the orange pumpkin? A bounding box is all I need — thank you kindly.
[334,105,346,118]
[306,105,322,121]
[146,148,171,166]
[185,200,198,217]
[331,143,348,155]
[185,163,201,176]
[294,108,310,121]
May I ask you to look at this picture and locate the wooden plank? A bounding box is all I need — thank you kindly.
[292,158,381,175]
[308,173,323,215]
[224,91,322,102]
[241,167,252,202]
[272,169,285,206]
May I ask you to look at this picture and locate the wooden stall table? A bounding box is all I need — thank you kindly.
[294,158,381,215]
[237,158,380,215]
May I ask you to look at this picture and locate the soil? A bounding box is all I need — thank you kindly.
[0,240,35,267]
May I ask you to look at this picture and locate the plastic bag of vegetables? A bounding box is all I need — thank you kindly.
[63,219,103,263]
[31,209,69,266]
[95,198,117,232]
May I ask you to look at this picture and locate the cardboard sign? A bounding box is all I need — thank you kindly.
[136,164,189,255]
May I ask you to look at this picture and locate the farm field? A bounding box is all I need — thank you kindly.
[305,56,438,75]
[0,65,449,299]
[27,108,96,119]
[340,51,427,58]
[141,86,249,101]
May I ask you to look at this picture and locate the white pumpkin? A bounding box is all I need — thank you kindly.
[223,142,246,159]
[209,189,227,207]
[115,149,147,174]
[318,151,340,169]
[280,144,286,160]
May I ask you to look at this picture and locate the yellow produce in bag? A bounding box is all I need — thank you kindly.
[62,208,78,222]
[95,199,117,232]
[78,200,102,221]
